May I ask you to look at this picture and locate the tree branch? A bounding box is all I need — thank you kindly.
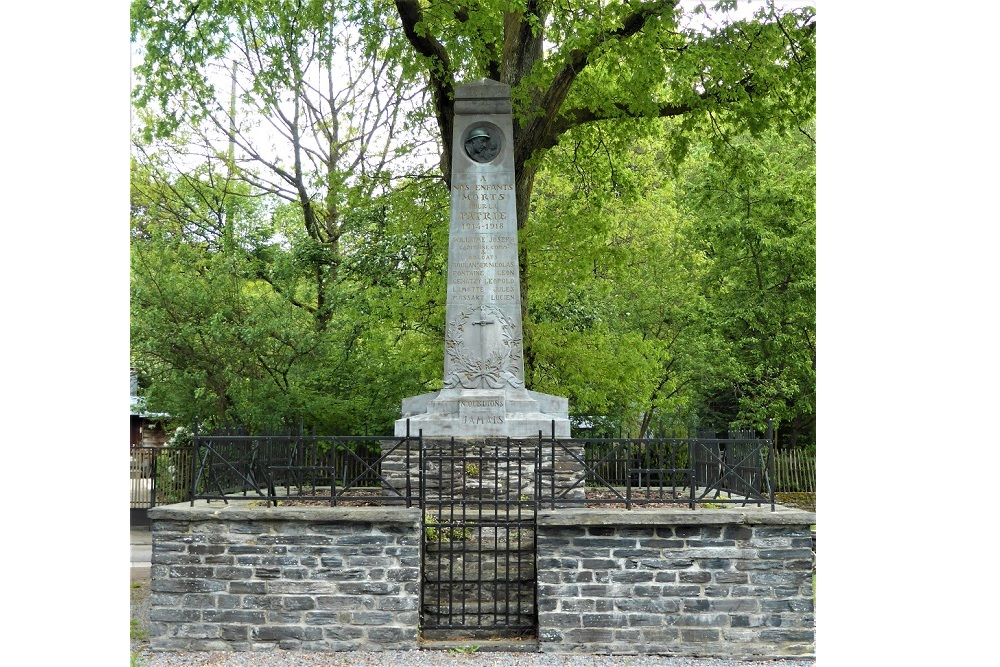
[518,0,679,167]
[394,0,456,183]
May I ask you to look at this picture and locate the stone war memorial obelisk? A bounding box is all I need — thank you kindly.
[395,79,571,439]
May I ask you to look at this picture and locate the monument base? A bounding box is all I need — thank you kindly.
[395,388,571,438]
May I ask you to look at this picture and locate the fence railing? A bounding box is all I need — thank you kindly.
[190,429,419,506]
[539,428,775,510]
[184,422,775,510]
[773,448,816,492]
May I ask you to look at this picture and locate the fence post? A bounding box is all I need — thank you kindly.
[766,418,775,511]
[405,419,412,507]
[187,421,199,506]
[688,436,696,510]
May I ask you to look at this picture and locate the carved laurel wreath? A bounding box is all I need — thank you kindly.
[443,304,524,390]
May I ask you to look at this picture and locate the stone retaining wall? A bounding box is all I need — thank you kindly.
[147,504,421,651]
[148,503,815,657]
[535,509,815,659]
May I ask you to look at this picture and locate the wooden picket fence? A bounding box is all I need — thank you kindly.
[772,448,816,492]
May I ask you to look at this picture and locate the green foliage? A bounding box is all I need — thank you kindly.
[129,1,815,447]
[680,126,816,444]
[524,130,730,436]
[423,514,473,542]
[154,450,193,504]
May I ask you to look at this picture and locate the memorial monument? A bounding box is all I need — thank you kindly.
[395,79,571,438]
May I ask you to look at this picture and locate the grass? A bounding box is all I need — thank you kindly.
[448,645,480,655]
[130,619,149,642]
[131,616,149,667]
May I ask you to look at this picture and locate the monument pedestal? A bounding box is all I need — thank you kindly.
[395,388,570,438]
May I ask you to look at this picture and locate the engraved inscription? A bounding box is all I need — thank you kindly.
[459,394,506,425]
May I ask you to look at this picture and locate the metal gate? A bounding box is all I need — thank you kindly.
[420,439,539,638]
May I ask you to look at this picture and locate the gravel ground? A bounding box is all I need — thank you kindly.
[136,650,814,667]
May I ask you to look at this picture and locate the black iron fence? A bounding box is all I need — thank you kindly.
[183,421,774,510]
[189,427,419,506]
[538,426,775,510]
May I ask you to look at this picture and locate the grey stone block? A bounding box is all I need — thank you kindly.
[323,626,365,640]
[610,570,655,583]
[761,598,814,613]
[202,610,266,624]
[709,598,760,613]
[188,544,227,555]
[215,594,241,609]
[748,571,806,586]
[251,626,323,641]
[214,566,254,580]
[149,608,202,622]
[204,555,236,565]
[315,595,359,610]
[305,611,347,625]
[367,627,417,644]
[539,612,581,628]
[152,579,226,593]
[314,567,365,581]
[349,611,393,625]
[228,581,266,594]
[681,598,709,612]
[759,628,815,642]
[581,613,626,626]
[627,614,664,627]
[577,538,638,549]
[723,526,753,540]
[150,593,184,607]
[152,553,201,565]
[758,548,813,559]
[228,545,269,555]
[538,628,563,642]
[338,581,399,595]
[282,596,316,610]
[559,598,595,613]
[266,611,304,624]
[386,568,419,582]
[376,596,418,611]
[220,625,249,641]
[564,628,614,643]
[253,567,281,579]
